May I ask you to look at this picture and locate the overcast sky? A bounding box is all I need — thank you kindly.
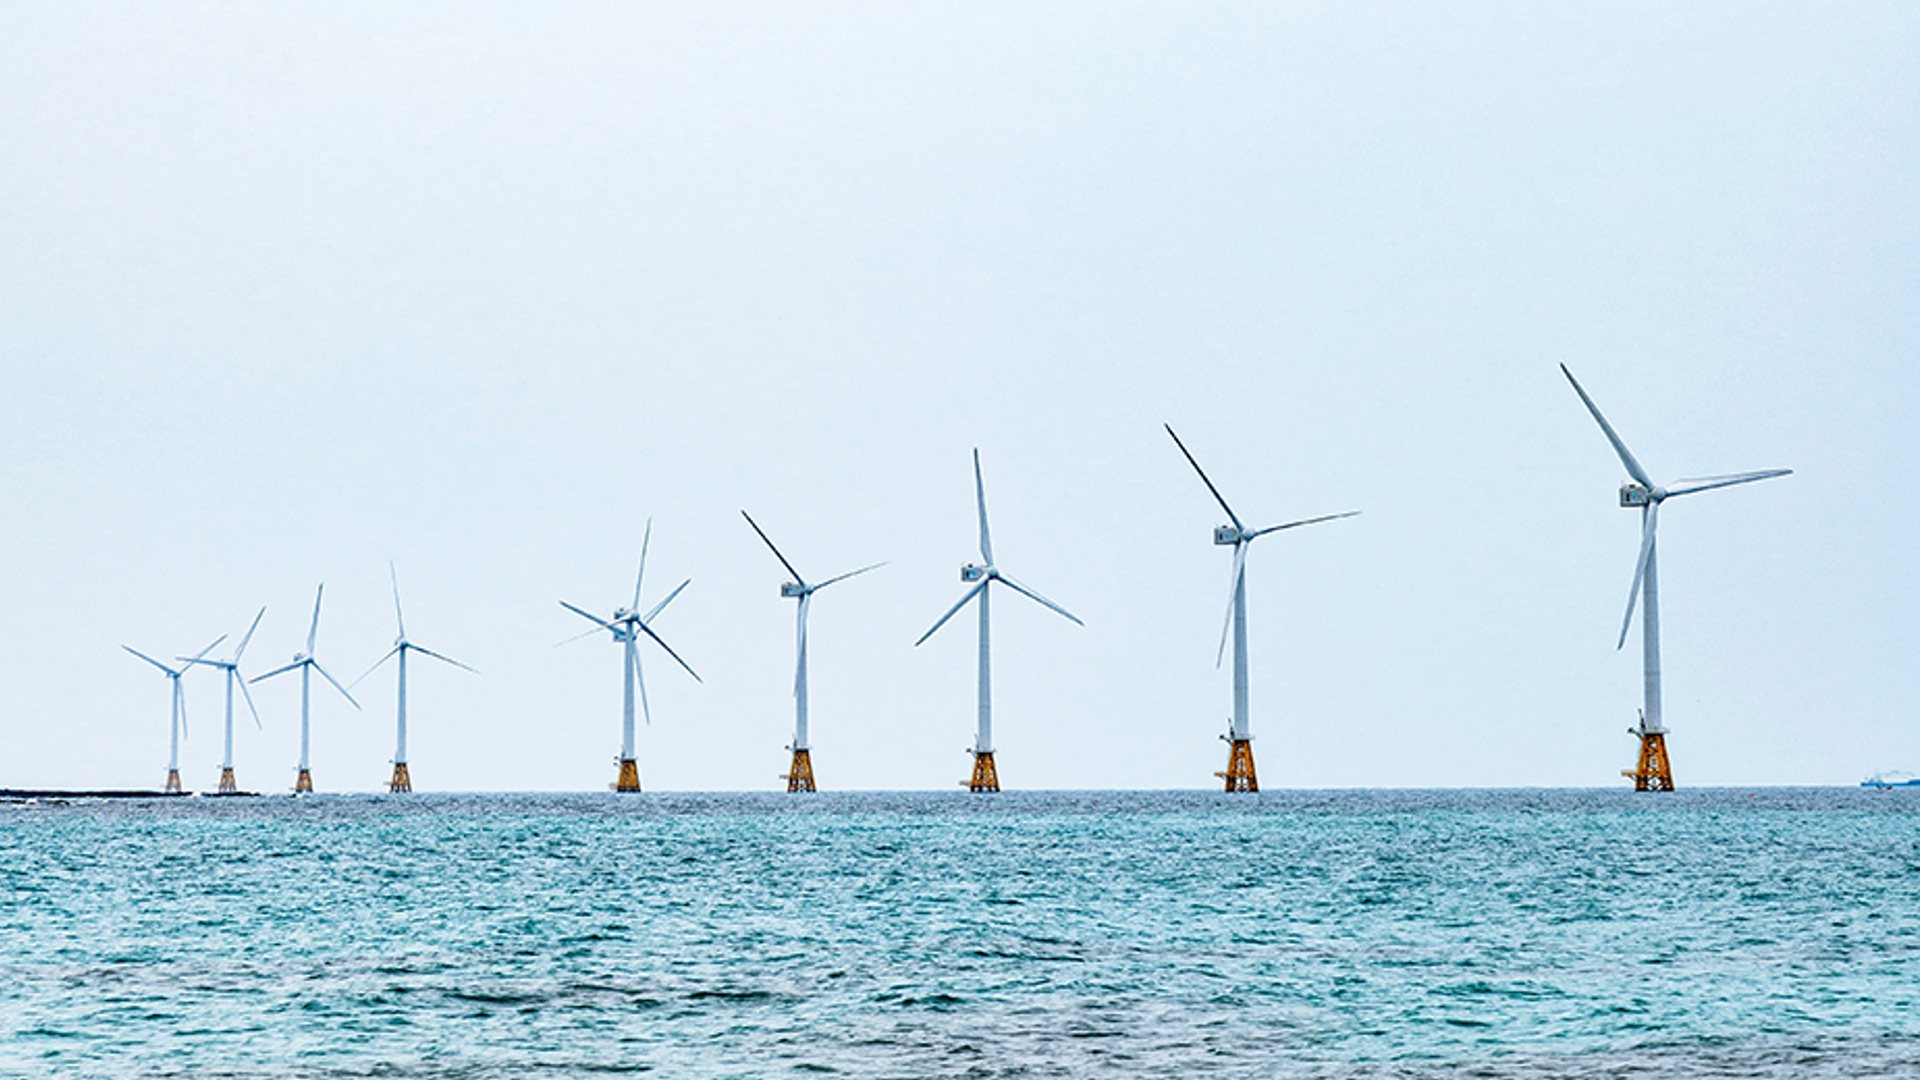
[3,3,1915,792]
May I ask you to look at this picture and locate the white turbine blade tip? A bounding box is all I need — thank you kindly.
[1560,365,1654,487]
[916,581,986,646]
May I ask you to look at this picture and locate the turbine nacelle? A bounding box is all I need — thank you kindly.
[1619,482,1664,507]
[961,563,989,583]
[780,581,806,598]
[1213,524,1243,545]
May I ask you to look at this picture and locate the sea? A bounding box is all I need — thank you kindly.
[2,789,1917,1079]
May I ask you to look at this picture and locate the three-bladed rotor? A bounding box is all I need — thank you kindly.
[126,635,224,741]
[1166,425,1359,666]
[559,519,701,732]
[352,563,478,687]
[251,584,361,710]
[916,449,1083,648]
[1560,364,1791,650]
[742,510,883,693]
[180,606,269,729]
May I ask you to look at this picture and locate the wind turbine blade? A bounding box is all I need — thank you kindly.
[741,510,805,587]
[176,680,188,740]
[187,635,227,667]
[556,623,613,648]
[1663,469,1793,498]
[633,518,653,614]
[389,562,407,640]
[632,645,652,726]
[556,602,622,647]
[410,645,477,674]
[813,561,887,591]
[234,606,267,662]
[232,607,266,664]
[306,584,324,656]
[123,645,177,676]
[643,579,690,623]
[1217,542,1248,668]
[915,580,989,647]
[235,670,263,729]
[560,600,616,629]
[995,573,1084,626]
[1250,510,1361,538]
[973,448,995,566]
[349,646,402,689]
[633,618,701,683]
[312,660,361,710]
[1165,424,1245,532]
[1560,364,1653,487]
[249,660,305,683]
[1617,502,1659,650]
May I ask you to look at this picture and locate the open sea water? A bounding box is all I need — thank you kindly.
[2,789,1918,1078]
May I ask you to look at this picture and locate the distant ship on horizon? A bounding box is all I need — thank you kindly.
[1862,772,1920,789]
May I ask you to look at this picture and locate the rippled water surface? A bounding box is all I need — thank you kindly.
[3,789,1918,1078]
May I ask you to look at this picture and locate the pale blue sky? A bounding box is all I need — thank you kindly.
[3,3,1915,790]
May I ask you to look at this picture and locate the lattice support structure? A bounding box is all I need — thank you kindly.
[164,769,182,795]
[217,768,238,795]
[966,751,1000,793]
[294,769,313,794]
[1623,728,1674,792]
[615,757,642,793]
[783,749,816,793]
[388,763,412,794]
[1217,738,1259,793]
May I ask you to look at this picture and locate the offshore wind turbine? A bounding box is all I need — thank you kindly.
[181,607,267,795]
[560,520,701,792]
[915,449,1082,793]
[1166,425,1358,792]
[251,585,360,793]
[352,563,475,793]
[124,636,224,794]
[741,510,884,792]
[1561,364,1791,790]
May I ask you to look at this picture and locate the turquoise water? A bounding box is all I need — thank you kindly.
[3,790,1917,1078]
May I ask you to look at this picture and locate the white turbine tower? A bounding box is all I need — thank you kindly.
[915,449,1082,793]
[560,520,700,792]
[353,563,476,793]
[124,636,224,794]
[1166,425,1358,792]
[1561,364,1791,790]
[181,607,266,795]
[741,510,884,792]
[251,585,360,794]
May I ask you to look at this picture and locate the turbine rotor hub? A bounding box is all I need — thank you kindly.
[1619,482,1661,507]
